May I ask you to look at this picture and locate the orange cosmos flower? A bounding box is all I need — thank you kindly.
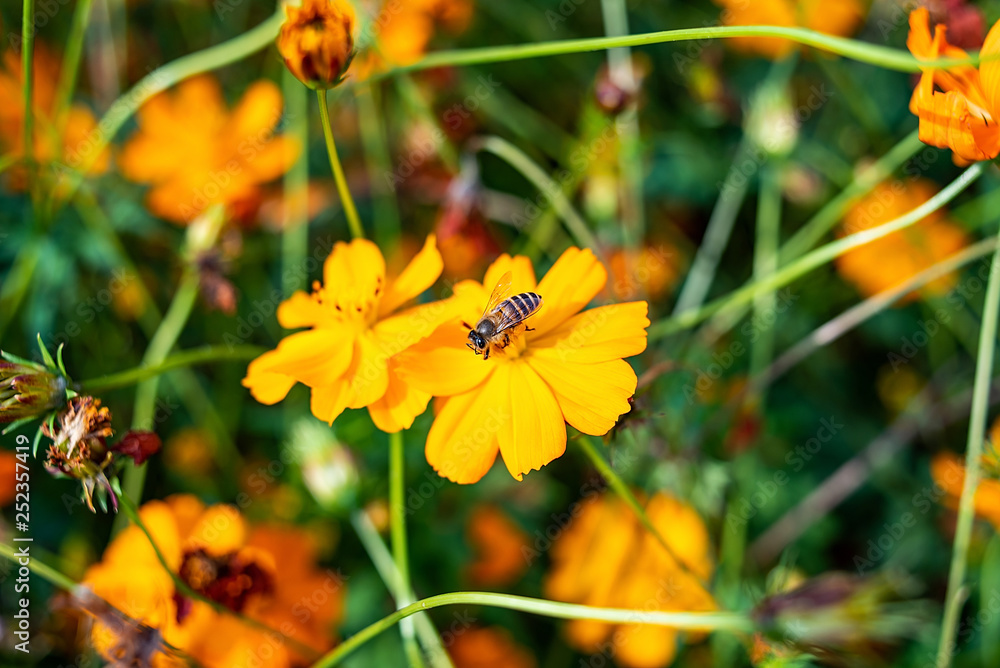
[277,0,356,89]
[118,75,299,225]
[358,0,473,75]
[545,491,716,668]
[835,179,968,301]
[395,248,649,484]
[0,45,109,180]
[243,236,450,432]
[449,626,537,668]
[713,0,866,60]
[907,7,1000,162]
[931,420,1000,531]
[465,504,530,586]
[83,495,344,668]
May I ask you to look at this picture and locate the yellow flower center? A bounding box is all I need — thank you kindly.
[312,276,384,329]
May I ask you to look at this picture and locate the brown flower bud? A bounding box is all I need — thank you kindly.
[277,0,356,90]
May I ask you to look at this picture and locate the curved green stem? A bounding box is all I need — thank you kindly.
[936,226,1000,667]
[317,88,365,240]
[114,268,201,534]
[389,430,424,667]
[53,0,94,130]
[0,541,81,593]
[370,25,972,82]
[314,591,753,667]
[651,161,986,339]
[77,344,264,393]
[476,135,602,257]
[118,495,320,660]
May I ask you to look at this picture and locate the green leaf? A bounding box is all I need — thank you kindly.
[36,334,56,369]
[1,416,36,435]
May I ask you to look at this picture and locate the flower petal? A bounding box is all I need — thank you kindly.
[185,504,247,557]
[243,328,354,393]
[323,239,386,299]
[394,320,495,396]
[531,248,607,337]
[378,235,444,316]
[277,291,327,329]
[982,18,1000,119]
[496,361,566,481]
[528,357,636,435]
[530,302,649,364]
[245,135,302,183]
[425,376,504,484]
[343,331,390,409]
[310,381,351,424]
[373,299,458,358]
[483,254,537,294]
[230,80,282,143]
[367,361,431,433]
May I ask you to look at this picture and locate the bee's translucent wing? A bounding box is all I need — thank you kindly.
[482,271,512,317]
[492,295,543,336]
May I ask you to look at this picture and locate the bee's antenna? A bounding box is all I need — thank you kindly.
[461,321,473,330]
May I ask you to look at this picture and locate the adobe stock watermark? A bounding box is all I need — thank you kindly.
[726,415,844,531]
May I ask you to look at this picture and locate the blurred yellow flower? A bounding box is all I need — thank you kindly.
[395,248,649,483]
[465,504,529,586]
[713,0,866,60]
[545,491,716,668]
[835,179,968,301]
[0,46,109,181]
[359,0,473,75]
[449,626,537,668]
[278,0,356,89]
[243,236,450,432]
[118,75,299,225]
[83,495,343,668]
[907,7,1000,163]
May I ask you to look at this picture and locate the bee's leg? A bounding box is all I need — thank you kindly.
[525,326,535,332]
[483,347,490,361]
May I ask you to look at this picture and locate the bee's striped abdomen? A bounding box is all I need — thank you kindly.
[500,292,542,322]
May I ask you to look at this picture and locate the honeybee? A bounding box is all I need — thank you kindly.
[465,272,543,360]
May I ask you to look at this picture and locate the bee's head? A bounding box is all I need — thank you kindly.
[467,329,486,353]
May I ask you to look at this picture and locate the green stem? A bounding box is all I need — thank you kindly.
[114,268,201,533]
[476,135,602,256]
[370,25,960,82]
[0,240,41,340]
[749,162,782,393]
[118,495,320,659]
[21,0,35,167]
[53,0,94,130]
[935,227,1000,667]
[313,592,753,667]
[0,541,81,593]
[77,344,263,393]
[282,67,310,297]
[651,161,985,339]
[356,82,402,246]
[389,431,425,668]
[351,512,453,668]
[317,88,364,240]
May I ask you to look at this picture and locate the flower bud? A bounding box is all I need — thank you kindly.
[278,0,356,90]
[0,352,66,424]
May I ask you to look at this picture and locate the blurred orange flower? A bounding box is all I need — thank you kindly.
[359,0,473,75]
[713,0,866,59]
[0,450,17,506]
[0,46,109,179]
[465,504,529,586]
[395,248,649,483]
[835,179,968,301]
[118,75,299,225]
[931,433,1000,531]
[278,0,356,89]
[449,626,537,668]
[907,7,1000,162]
[545,492,716,668]
[243,236,451,432]
[83,495,344,667]
[606,245,681,302]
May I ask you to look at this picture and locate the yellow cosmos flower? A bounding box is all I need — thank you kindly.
[243,236,450,432]
[118,75,299,225]
[83,495,344,668]
[835,179,969,302]
[395,248,649,484]
[545,491,716,668]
